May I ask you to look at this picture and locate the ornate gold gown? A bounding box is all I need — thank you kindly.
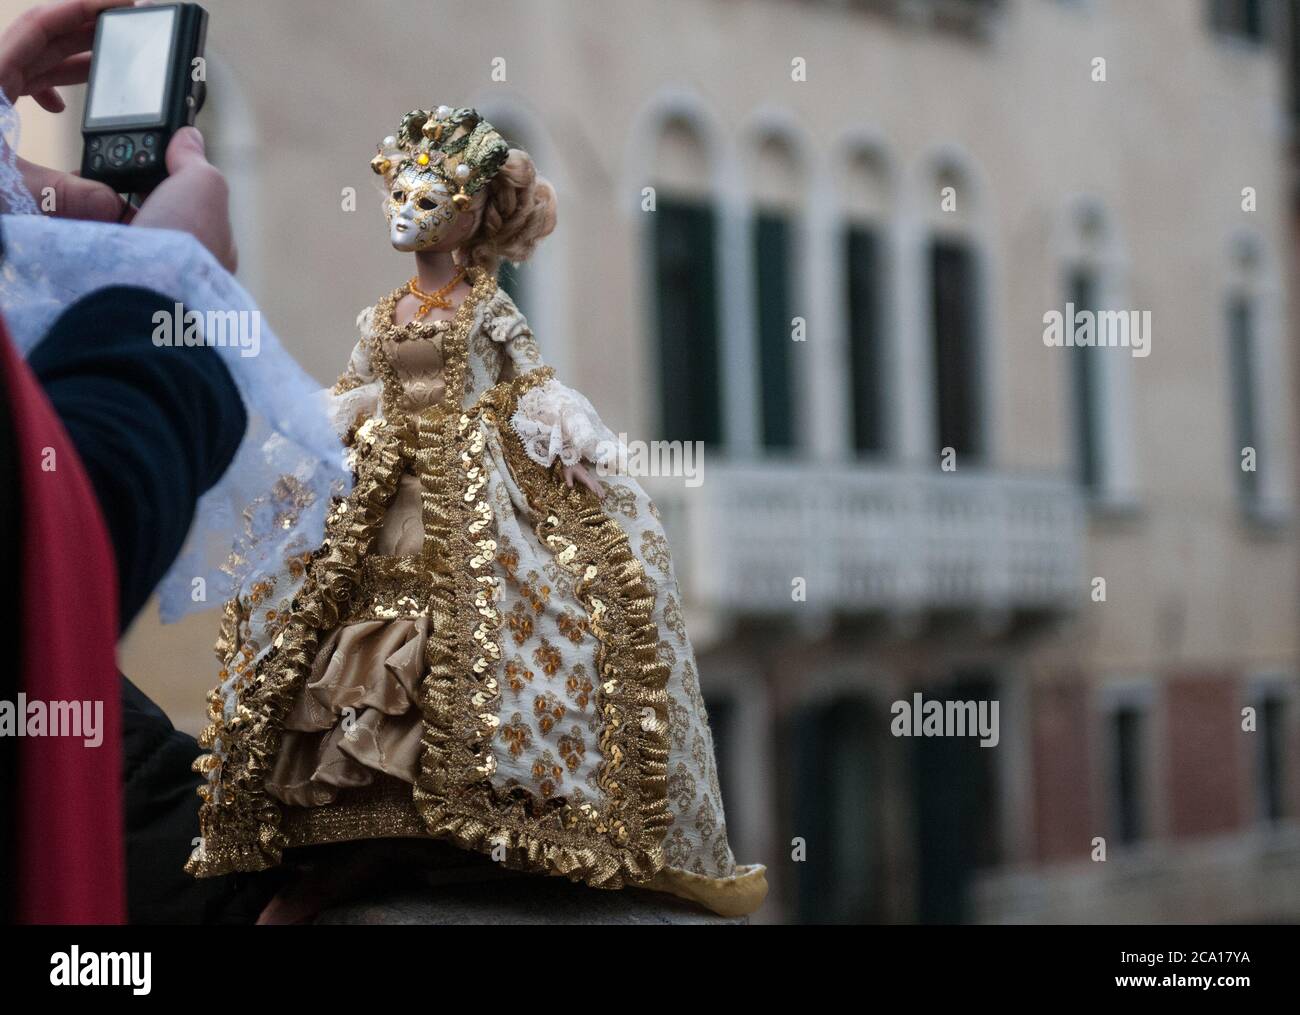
[187,267,766,916]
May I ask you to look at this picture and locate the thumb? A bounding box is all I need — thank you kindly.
[16,158,123,222]
[165,127,208,174]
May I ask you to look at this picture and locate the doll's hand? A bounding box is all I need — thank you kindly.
[0,0,132,221]
[562,462,604,499]
[132,128,238,272]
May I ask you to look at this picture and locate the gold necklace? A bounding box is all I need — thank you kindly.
[407,269,466,320]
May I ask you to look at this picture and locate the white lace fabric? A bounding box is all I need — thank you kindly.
[0,90,36,215]
[510,378,621,469]
[0,88,349,624]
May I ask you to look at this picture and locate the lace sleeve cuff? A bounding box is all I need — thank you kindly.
[510,378,621,469]
[320,379,380,442]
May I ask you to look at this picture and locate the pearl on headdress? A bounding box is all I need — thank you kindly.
[382,135,396,149]
[435,105,452,119]
[455,164,471,180]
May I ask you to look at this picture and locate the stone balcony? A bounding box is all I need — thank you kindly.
[642,460,1085,622]
[971,824,1300,924]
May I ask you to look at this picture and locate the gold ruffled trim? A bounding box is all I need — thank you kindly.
[186,417,408,876]
[408,326,671,888]
[347,553,439,622]
[649,865,769,919]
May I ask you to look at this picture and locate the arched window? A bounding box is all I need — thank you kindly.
[925,157,985,462]
[748,132,803,451]
[1225,233,1268,512]
[838,144,893,455]
[1053,197,1138,507]
[649,115,723,446]
[1065,201,1112,493]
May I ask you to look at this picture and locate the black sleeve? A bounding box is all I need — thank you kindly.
[26,285,247,629]
[120,676,282,924]
[27,285,277,923]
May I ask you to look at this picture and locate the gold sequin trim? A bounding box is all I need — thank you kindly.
[409,365,671,888]
[186,416,407,876]
[344,554,439,622]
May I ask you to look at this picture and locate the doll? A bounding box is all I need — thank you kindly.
[186,106,766,918]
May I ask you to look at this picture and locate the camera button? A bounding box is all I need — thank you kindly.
[107,135,134,166]
[141,133,157,149]
[87,137,101,153]
[91,155,104,171]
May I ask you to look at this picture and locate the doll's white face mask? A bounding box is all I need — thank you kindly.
[385,166,458,251]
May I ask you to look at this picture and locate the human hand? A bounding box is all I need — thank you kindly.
[0,0,132,220]
[562,461,605,499]
[131,127,238,272]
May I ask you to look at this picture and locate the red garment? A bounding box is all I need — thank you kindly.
[1,322,125,924]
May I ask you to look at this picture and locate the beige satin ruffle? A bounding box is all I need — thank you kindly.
[265,617,428,808]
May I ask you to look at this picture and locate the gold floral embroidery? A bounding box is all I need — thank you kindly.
[664,595,687,644]
[602,484,638,520]
[565,665,594,710]
[681,660,703,715]
[691,731,709,771]
[501,714,532,758]
[557,609,587,644]
[447,367,673,880]
[667,698,689,751]
[496,544,520,579]
[695,796,717,841]
[542,560,575,600]
[639,530,670,575]
[504,655,535,692]
[667,762,697,813]
[558,727,587,772]
[518,571,549,613]
[531,639,563,677]
[657,639,678,670]
[712,836,736,876]
[533,690,566,734]
[531,751,564,798]
[505,600,533,645]
[664,827,689,868]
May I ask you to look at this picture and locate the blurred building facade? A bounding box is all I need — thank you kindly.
[11,0,1297,922]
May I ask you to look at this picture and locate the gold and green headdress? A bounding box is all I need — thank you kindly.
[370,106,509,210]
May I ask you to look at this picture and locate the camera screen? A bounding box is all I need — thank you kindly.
[85,8,177,126]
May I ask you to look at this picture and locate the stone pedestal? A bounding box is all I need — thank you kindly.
[314,875,745,925]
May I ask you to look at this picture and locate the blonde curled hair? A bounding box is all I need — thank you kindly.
[458,148,557,270]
